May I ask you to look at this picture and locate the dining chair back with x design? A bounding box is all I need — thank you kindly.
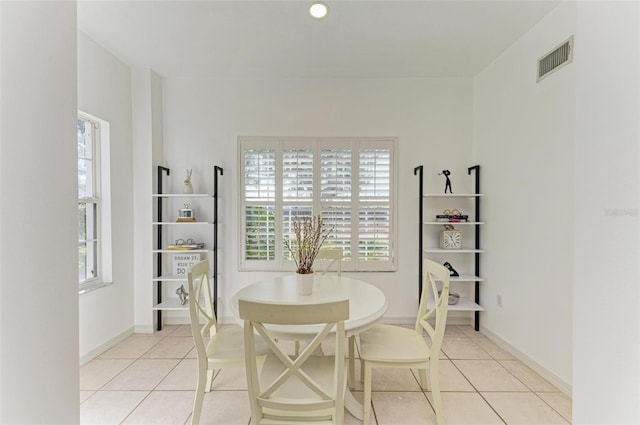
[294,248,356,389]
[315,248,343,276]
[240,298,350,425]
[314,248,360,389]
[187,260,269,425]
[358,258,450,425]
[294,248,343,356]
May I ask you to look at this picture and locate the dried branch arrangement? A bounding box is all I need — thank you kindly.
[284,215,334,274]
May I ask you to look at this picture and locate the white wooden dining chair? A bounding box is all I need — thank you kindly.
[240,298,349,425]
[186,260,269,425]
[294,248,343,353]
[296,248,357,388]
[316,248,360,389]
[358,258,451,425]
[315,248,343,276]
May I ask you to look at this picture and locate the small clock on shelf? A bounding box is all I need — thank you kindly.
[177,203,196,222]
[439,224,462,249]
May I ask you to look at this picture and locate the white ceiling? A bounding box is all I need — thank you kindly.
[77,0,560,79]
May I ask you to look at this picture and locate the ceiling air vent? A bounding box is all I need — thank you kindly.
[537,35,573,82]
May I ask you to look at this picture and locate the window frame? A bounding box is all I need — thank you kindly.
[78,114,101,287]
[238,136,397,272]
[78,112,113,294]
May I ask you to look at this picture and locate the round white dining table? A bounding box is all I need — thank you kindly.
[229,274,388,420]
[229,274,389,340]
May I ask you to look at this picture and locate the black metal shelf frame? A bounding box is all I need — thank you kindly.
[414,164,482,331]
[156,166,170,330]
[468,165,480,331]
[155,165,223,331]
[212,165,223,319]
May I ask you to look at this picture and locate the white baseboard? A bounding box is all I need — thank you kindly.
[480,326,572,396]
[162,317,191,326]
[379,315,472,326]
[79,327,134,366]
[135,324,155,333]
[218,315,236,325]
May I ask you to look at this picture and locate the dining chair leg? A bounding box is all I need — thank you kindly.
[336,377,346,425]
[430,360,443,425]
[205,369,214,392]
[348,335,355,389]
[191,372,206,425]
[418,368,428,390]
[363,362,373,425]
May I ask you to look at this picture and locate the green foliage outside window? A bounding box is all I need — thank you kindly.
[245,205,275,260]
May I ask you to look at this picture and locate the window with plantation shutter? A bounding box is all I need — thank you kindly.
[320,148,352,259]
[239,137,396,272]
[359,148,391,262]
[283,148,313,201]
[243,149,276,261]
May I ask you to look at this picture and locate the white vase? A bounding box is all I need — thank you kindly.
[296,273,314,295]
[183,182,193,194]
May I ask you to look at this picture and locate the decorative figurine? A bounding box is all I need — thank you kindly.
[176,284,189,305]
[438,289,460,305]
[183,169,193,194]
[443,261,459,277]
[438,169,452,193]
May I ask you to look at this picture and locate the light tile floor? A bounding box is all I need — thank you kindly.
[80,325,572,425]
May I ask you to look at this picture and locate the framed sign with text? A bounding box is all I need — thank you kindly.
[172,253,202,276]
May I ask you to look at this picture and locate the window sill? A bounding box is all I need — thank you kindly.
[79,280,113,295]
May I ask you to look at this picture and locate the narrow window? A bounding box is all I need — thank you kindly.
[78,116,100,285]
[78,112,113,294]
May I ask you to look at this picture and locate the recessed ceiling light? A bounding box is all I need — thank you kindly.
[309,2,329,19]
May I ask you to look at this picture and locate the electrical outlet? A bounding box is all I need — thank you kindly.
[497,294,502,307]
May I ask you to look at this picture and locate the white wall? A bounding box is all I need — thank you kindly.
[473,2,576,390]
[132,68,164,333]
[574,1,640,422]
[78,32,135,359]
[139,77,474,329]
[0,2,79,422]
[1,4,3,417]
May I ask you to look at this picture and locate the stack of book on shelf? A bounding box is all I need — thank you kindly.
[436,214,469,223]
[167,242,205,250]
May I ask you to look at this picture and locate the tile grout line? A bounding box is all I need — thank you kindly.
[80,358,135,397]
[530,391,572,424]
[466,333,571,423]
[81,329,172,395]
[80,327,194,425]
[120,335,194,425]
[460,326,572,423]
[118,390,153,425]
[82,324,570,425]
[445,334,509,425]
